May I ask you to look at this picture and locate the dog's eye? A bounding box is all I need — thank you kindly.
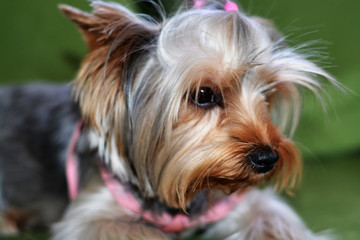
[191,87,222,108]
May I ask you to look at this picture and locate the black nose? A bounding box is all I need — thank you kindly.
[248,147,279,173]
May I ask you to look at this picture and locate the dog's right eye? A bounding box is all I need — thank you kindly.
[190,87,223,108]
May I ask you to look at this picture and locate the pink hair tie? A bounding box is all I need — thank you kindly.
[194,0,205,9]
[193,0,239,12]
[224,1,239,12]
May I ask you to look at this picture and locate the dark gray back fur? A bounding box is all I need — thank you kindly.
[0,84,80,227]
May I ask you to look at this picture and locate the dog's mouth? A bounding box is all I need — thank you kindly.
[186,159,278,195]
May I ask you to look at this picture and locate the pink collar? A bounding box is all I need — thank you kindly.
[66,122,243,232]
[100,168,243,232]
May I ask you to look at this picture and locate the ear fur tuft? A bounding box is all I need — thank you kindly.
[59,2,157,50]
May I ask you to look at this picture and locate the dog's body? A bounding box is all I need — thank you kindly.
[0,0,338,239]
[0,85,78,233]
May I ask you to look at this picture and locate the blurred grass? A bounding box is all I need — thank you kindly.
[1,0,359,239]
[287,156,360,240]
[2,232,49,240]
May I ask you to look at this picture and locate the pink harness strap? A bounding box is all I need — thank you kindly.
[66,121,82,200]
[66,127,243,232]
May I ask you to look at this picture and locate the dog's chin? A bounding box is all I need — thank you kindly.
[158,160,279,210]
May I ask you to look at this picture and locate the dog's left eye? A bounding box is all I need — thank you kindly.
[191,87,222,108]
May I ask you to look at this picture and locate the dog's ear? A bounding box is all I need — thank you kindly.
[59,2,158,131]
[59,2,156,51]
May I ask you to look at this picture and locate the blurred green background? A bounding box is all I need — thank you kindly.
[0,0,359,239]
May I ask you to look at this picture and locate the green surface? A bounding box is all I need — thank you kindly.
[3,232,49,240]
[1,0,359,239]
[288,156,360,240]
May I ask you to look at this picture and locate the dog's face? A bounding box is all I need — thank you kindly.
[61,1,334,209]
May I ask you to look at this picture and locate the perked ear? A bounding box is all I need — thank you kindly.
[59,2,155,51]
[58,2,158,131]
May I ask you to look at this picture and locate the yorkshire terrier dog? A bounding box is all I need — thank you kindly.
[0,0,338,239]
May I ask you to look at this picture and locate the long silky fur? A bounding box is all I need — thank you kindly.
[60,1,337,208]
[51,1,339,239]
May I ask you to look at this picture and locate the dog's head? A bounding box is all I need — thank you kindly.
[60,0,336,209]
